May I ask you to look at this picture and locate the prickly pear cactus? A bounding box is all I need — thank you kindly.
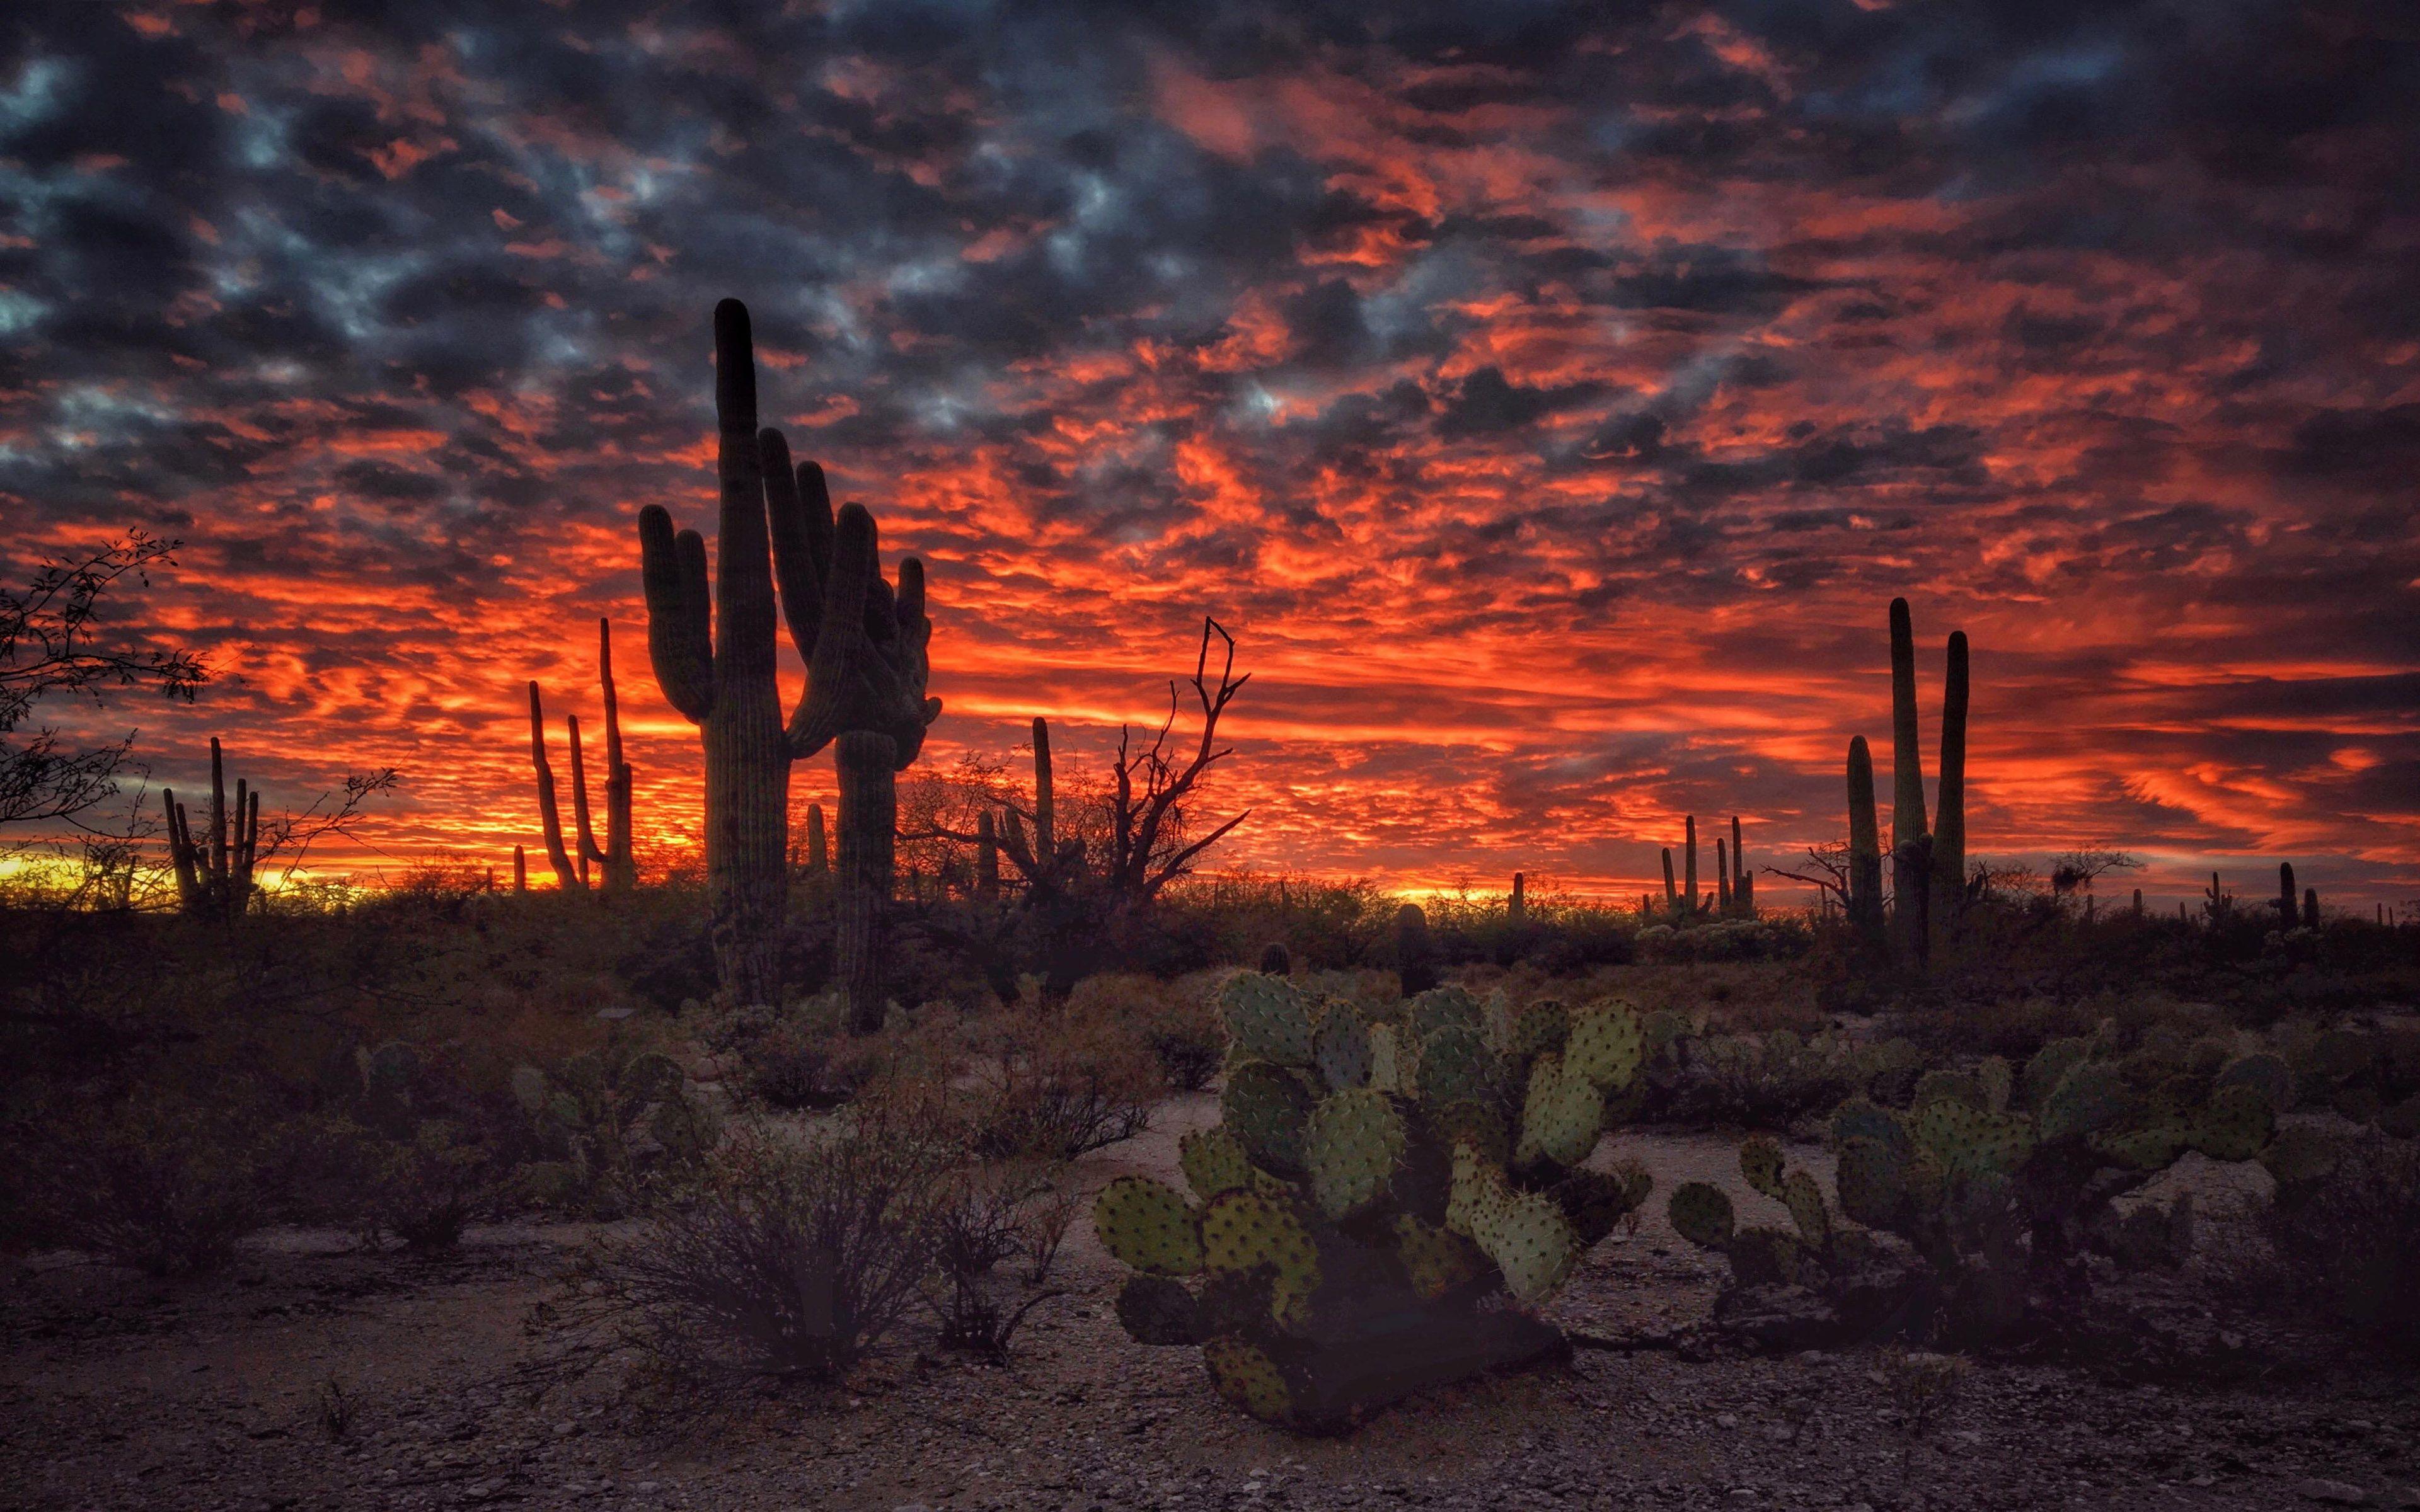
[510,1047,722,1214]
[1095,985,1656,1431]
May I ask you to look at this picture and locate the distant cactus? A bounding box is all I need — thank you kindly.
[1730,814,1754,919]
[2304,888,2320,929]
[1097,975,1652,1429]
[1661,848,1677,910]
[513,845,527,893]
[1887,598,1931,964]
[1509,871,1526,922]
[162,737,259,922]
[1932,630,1969,928]
[1684,815,1699,914]
[805,801,828,878]
[637,299,936,1013]
[2278,862,2297,928]
[1396,903,1438,997]
[1715,839,1731,914]
[526,682,586,890]
[1259,941,1291,975]
[1845,736,1884,948]
[974,809,998,900]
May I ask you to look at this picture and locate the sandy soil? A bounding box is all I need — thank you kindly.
[4,1102,2414,1512]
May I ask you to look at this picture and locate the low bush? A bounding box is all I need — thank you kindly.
[576,1113,961,1388]
[25,1093,272,1274]
[2264,1132,2420,1354]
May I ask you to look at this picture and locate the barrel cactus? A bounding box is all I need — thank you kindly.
[1095,973,1654,1431]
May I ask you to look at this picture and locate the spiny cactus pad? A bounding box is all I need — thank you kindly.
[1916,1099,2035,1179]
[1202,1337,1294,1423]
[1563,1000,1645,1092]
[1835,1135,1910,1228]
[1220,971,1315,1067]
[1223,1060,1317,1174]
[1470,1186,1578,1305]
[1669,1181,1736,1249]
[1423,1097,1511,1169]
[2213,1052,2293,1112]
[1446,1142,1512,1239]
[1305,1089,1409,1220]
[1368,1021,1405,1094]
[2039,1061,2132,1142]
[1200,1189,1321,1326]
[1781,1168,1829,1249]
[1739,1135,1785,1200]
[1180,1127,1257,1200]
[1313,1005,1374,1092]
[1499,997,1570,1063]
[1116,1274,1201,1346]
[1094,1176,1205,1276]
[1415,1024,1502,1106]
[1393,1214,1489,1300]
[1408,985,1484,1040]
[1514,1054,1605,1169]
[2189,1084,2276,1162]
[1977,1057,2013,1114]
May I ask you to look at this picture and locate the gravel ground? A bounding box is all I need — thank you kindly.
[4,1104,2414,1512]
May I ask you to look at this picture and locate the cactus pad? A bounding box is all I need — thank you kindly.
[1199,1190,1320,1326]
[1408,985,1484,1039]
[1739,1135,1785,1200]
[1368,1021,1405,1094]
[1305,1089,1409,1220]
[1835,1135,1910,1228]
[1470,1186,1579,1305]
[2039,1060,2132,1142]
[1780,1168,1829,1249]
[1564,1000,1645,1091]
[1220,971,1315,1067]
[1668,1181,1736,1249]
[1515,1053,1605,1170]
[1422,1097,1511,1169]
[2213,1052,2293,1112]
[1202,1337,1294,1423]
[1393,1214,1490,1300]
[1312,1005,1374,1091]
[1446,1142,1512,1239]
[1115,1274,1201,1346]
[1179,1126,1257,1200]
[1222,1060,1317,1174]
[2189,1083,2276,1162]
[1414,1024,1502,1106]
[1977,1056,2013,1114]
[1094,1176,1204,1276]
[1499,997,1570,1063]
[1915,1099,2035,1179]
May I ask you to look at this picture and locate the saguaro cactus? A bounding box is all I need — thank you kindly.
[513,845,528,894]
[1715,840,1731,914]
[163,737,259,922]
[1509,871,1526,922]
[974,810,999,900]
[2278,863,2297,928]
[1845,736,1884,949]
[1684,815,1700,914]
[805,802,829,878]
[596,619,636,890]
[2303,887,2319,929]
[638,300,936,1014]
[1932,630,1969,927]
[1395,903,1438,997]
[1661,849,1678,910]
[526,682,585,890]
[1887,598,1930,964]
[1730,814,1754,919]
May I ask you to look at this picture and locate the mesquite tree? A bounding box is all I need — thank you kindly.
[638,299,936,1012]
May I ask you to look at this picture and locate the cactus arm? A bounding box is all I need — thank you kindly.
[891,555,938,767]
[1033,716,1056,859]
[599,617,635,889]
[163,789,202,908]
[1684,815,1698,913]
[785,503,886,757]
[1848,735,1883,939]
[638,505,715,722]
[1933,630,1968,916]
[568,713,606,866]
[710,301,778,694]
[1888,597,1927,846]
[527,682,582,889]
[762,433,827,667]
[209,736,228,886]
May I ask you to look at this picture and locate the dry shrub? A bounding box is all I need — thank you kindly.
[925,1160,1070,1361]
[1062,971,1221,1092]
[2264,1133,2420,1353]
[25,1094,270,1274]
[579,1111,960,1389]
[967,1004,1157,1160]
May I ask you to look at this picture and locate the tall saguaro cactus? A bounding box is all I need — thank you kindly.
[1932,630,1969,927]
[1887,598,1931,964]
[1730,813,1754,918]
[1845,735,1884,949]
[596,619,637,890]
[527,681,584,890]
[525,621,637,892]
[163,737,259,922]
[642,300,937,1019]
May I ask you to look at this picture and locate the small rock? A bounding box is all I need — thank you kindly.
[1715,1412,1740,1429]
[2301,1479,2373,1506]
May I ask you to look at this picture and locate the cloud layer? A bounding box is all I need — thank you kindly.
[3,0,2416,906]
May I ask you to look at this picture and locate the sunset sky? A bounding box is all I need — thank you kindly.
[3,1,2416,908]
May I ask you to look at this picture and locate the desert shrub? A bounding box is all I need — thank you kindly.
[26,1094,272,1274]
[1064,973,1221,1091]
[1653,1029,1862,1129]
[965,995,1159,1160]
[509,1045,723,1216]
[925,1161,1070,1361]
[2264,1133,2420,1353]
[1634,917,1808,963]
[577,1113,960,1388]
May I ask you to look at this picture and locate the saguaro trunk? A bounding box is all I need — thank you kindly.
[1887,598,1930,967]
[1932,630,1968,931]
[1847,736,1885,954]
[835,730,898,1033]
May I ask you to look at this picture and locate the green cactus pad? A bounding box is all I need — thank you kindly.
[1305,1089,1409,1220]
[1179,1127,1257,1200]
[1367,1021,1405,1094]
[1499,997,1570,1063]
[1446,1142,1512,1239]
[1093,1176,1204,1276]
[1115,1274,1200,1346]
[1912,1067,1987,1111]
[1311,1005,1374,1091]
[2092,1127,2187,1171]
[1414,1024,1503,1106]
[1547,1164,1652,1246]
[1422,1097,1511,1169]
[1739,1135,1786,1200]
[1780,1169,1829,1249]
[1469,1184,1579,1305]
[1202,1337,1294,1423]
[1835,1135,1911,1228]
[1668,1181,1736,1249]
[2213,1052,2293,1112]
[1977,1057,2013,1114]
[1199,1189,1320,1326]
[1408,985,1484,1039]
[2021,1036,2094,1109]
[1393,1214,1490,1301]
[1564,1000,1646,1092]
[1222,1060,1317,1174]
[2189,1084,2276,1162]
[1219,971,1315,1067]
[1830,1097,1910,1155]
[1915,1099,2035,1179]
[2039,1060,2133,1142]
[1515,1053,1605,1169]
[1725,1226,1804,1287]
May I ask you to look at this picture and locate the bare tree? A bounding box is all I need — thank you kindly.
[2048,847,2143,898]
[1,533,210,826]
[1100,616,1251,906]
[1765,842,1852,911]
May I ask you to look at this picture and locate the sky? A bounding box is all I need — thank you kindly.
[3,0,2416,908]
